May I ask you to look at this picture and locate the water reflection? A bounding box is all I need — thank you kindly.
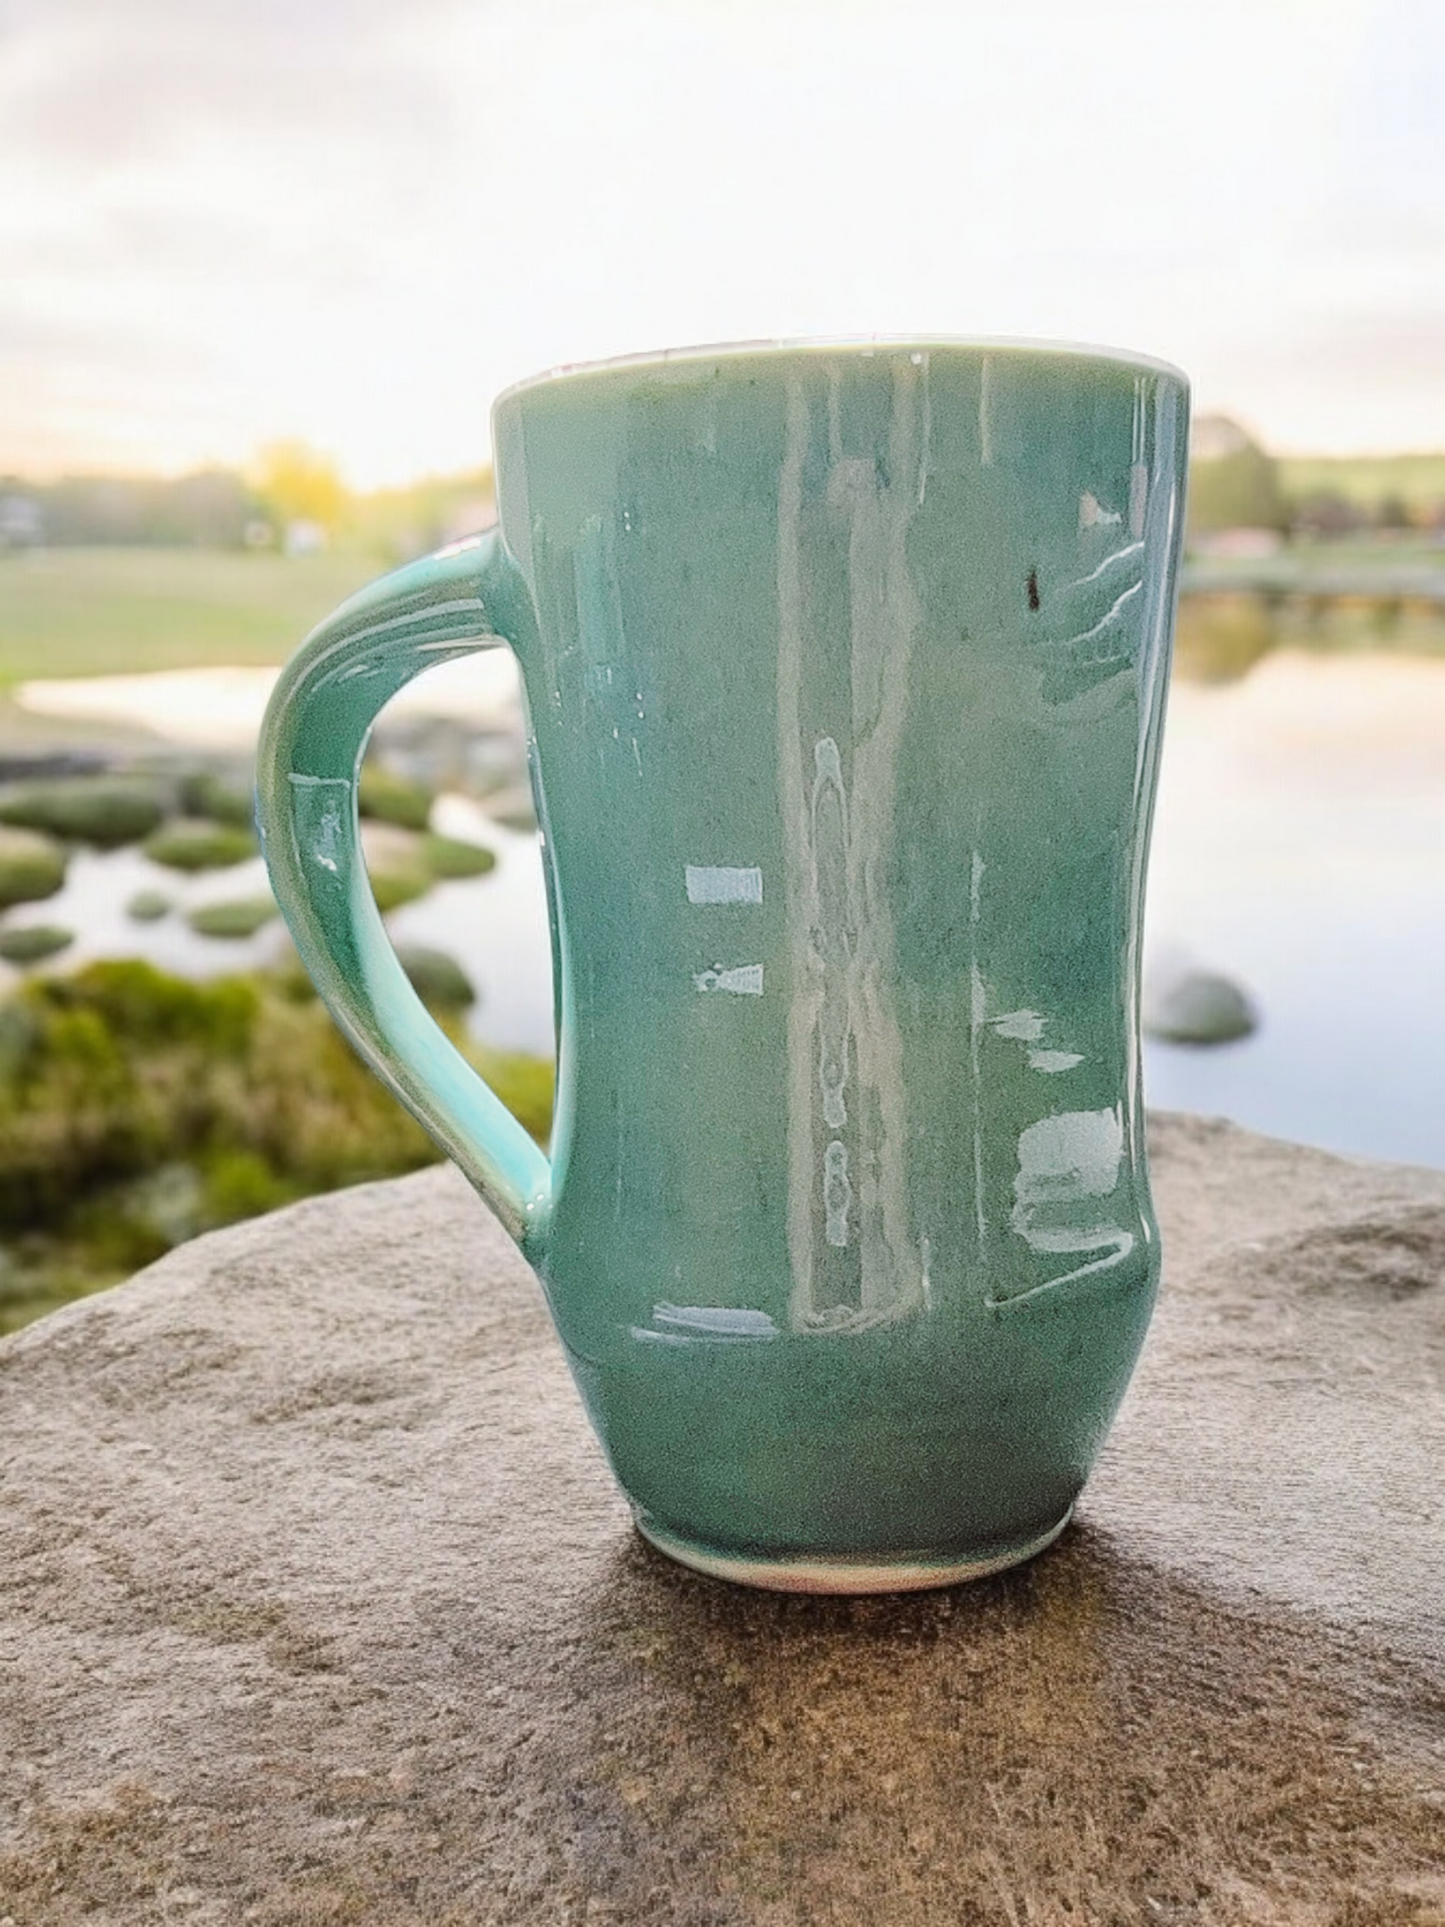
[441,645,1445,1173]
[1145,649,1445,1167]
[9,632,1445,1171]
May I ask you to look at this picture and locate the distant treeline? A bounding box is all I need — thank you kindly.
[4,425,1443,555]
[0,446,497,563]
[1189,417,1445,542]
[2,470,266,550]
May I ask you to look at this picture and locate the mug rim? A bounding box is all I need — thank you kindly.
[494,333,1189,411]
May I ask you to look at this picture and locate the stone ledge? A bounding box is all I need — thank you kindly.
[0,1113,1441,1925]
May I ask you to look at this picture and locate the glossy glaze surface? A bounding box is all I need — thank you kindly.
[258,340,1189,1587]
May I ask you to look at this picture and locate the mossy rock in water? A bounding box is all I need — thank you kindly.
[369,864,433,913]
[422,832,497,880]
[180,768,255,829]
[0,924,73,965]
[1144,966,1259,1046]
[358,763,434,832]
[0,777,165,848]
[187,897,278,940]
[482,783,538,833]
[126,889,174,923]
[143,818,257,872]
[0,828,67,911]
[356,822,434,913]
[395,944,476,1011]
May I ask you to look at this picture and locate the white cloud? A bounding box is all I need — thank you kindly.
[2,0,1440,480]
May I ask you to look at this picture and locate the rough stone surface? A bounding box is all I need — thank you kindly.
[0,1112,1441,1925]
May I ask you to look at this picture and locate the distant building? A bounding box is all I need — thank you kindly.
[283,518,329,557]
[439,495,498,544]
[1191,527,1285,559]
[0,487,43,548]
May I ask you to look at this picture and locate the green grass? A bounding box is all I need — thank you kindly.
[1277,453,1445,514]
[1185,535,1444,582]
[0,548,380,687]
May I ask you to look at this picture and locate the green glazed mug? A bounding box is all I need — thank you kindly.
[257,338,1189,1592]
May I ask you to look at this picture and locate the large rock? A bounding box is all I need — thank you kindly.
[1143,959,1259,1046]
[0,777,166,849]
[0,1114,1441,1924]
[0,825,66,912]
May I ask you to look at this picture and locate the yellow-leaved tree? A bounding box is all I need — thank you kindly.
[252,442,348,541]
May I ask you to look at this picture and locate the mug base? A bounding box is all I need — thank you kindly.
[634,1508,1073,1595]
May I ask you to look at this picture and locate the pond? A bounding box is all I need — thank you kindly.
[13,645,1445,1171]
[1,799,557,1058]
[1144,649,1445,1170]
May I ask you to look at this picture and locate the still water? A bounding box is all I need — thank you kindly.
[11,647,1445,1171]
[384,652,1445,1172]
[1144,651,1445,1169]
[438,651,1445,1171]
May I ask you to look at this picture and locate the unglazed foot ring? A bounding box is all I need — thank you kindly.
[634,1508,1073,1595]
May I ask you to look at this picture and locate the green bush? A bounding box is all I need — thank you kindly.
[202,1149,293,1225]
[1187,421,1290,539]
[38,957,258,1052]
[469,1043,554,1145]
[0,828,67,910]
[0,957,553,1331]
[0,778,166,847]
[143,818,257,871]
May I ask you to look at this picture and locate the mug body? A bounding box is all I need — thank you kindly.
[492,340,1187,1587]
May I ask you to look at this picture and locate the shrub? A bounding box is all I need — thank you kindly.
[0,957,552,1328]
[36,958,259,1052]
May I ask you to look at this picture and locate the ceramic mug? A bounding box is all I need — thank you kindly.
[257,338,1189,1593]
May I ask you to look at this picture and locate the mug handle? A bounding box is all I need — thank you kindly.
[255,532,553,1258]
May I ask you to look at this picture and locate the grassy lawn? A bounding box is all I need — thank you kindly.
[1181,536,1445,612]
[1277,452,1445,514]
[0,547,382,687]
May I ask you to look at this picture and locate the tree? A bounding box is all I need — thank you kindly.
[1292,489,1364,539]
[252,442,347,536]
[1376,493,1413,532]
[1187,416,1290,539]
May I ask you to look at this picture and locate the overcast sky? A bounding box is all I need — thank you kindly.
[3,0,1442,484]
